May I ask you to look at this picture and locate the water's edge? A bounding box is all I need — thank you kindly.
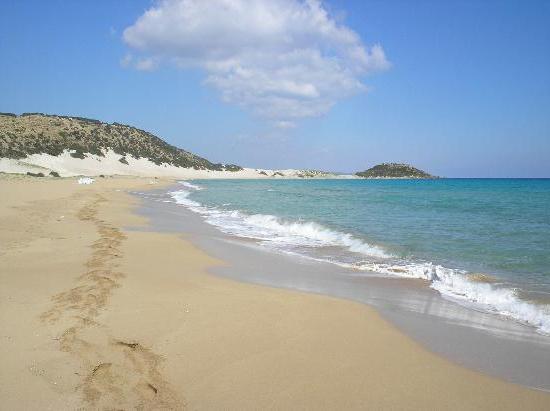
[172,180,550,335]
[132,186,550,392]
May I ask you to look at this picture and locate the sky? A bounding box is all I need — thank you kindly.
[0,0,549,177]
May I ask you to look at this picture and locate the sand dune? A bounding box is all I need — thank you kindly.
[0,149,351,179]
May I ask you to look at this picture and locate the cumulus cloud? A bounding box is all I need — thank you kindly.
[123,0,390,126]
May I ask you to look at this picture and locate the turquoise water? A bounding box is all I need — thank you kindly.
[170,179,550,333]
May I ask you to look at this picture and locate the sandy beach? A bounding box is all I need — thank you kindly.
[1,175,549,410]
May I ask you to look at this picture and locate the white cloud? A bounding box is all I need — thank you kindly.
[123,0,390,126]
[135,57,157,71]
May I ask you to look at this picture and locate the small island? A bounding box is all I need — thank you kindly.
[356,163,437,179]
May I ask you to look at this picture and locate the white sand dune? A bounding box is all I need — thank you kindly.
[0,149,355,179]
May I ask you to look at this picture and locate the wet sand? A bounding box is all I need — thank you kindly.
[137,187,550,391]
[1,175,550,409]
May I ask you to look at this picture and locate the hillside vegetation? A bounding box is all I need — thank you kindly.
[356,163,436,179]
[0,113,242,171]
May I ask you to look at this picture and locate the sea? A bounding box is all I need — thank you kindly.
[168,178,550,335]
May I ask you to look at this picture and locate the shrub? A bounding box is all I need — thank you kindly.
[224,164,243,172]
[27,172,45,177]
[70,150,86,159]
[44,146,64,156]
[87,146,104,157]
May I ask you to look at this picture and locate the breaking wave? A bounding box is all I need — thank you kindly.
[169,182,550,335]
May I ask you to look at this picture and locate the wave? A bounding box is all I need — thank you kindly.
[169,184,389,259]
[168,182,550,335]
[348,261,550,334]
[179,181,203,191]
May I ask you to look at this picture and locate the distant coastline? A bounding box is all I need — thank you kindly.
[1,112,438,180]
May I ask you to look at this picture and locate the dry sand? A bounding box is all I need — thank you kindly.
[1,174,549,410]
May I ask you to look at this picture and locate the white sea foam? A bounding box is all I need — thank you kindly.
[170,183,389,259]
[168,182,550,335]
[170,189,202,208]
[350,261,550,334]
[179,181,204,190]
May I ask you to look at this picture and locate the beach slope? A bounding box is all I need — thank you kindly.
[1,175,549,409]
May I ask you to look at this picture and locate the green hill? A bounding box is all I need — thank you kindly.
[356,163,436,179]
[0,112,242,171]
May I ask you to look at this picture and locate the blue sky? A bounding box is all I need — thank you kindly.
[1,0,549,177]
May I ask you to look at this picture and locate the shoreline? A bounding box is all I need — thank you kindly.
[136,182,550,391]
[168,179,550,335]
[1,175,550,409]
